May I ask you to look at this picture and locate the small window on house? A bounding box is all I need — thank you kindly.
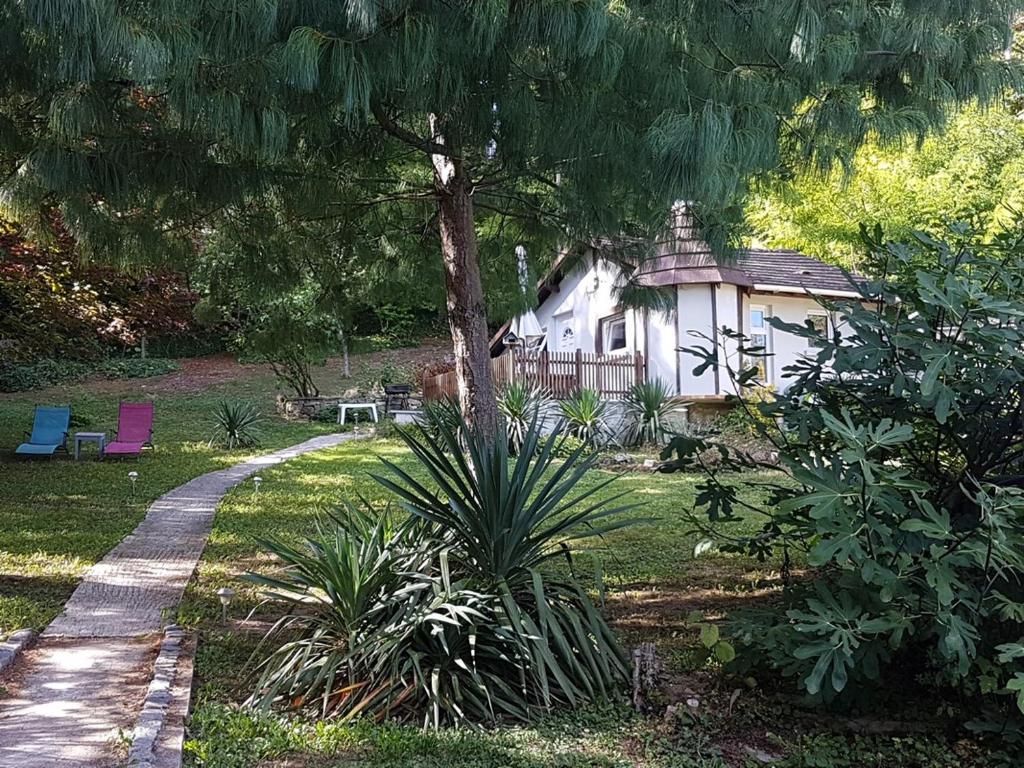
[749,305,770,382]
[601,314,627,354]
[807,310,831,347]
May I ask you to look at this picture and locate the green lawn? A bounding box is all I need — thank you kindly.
[179,439,1005,768]
[0,352,1009,767]
[0,342,441,633]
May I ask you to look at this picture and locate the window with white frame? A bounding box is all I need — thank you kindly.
[749,304,771,383]
[806,310,831,348]
[601,314,627,354]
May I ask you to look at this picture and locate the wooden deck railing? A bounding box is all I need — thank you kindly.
[423,349,644,401]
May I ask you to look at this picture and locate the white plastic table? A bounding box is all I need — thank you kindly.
[74,431,106,460]
[337,403,379,425]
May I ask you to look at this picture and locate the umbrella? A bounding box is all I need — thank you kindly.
[509,245,544,345]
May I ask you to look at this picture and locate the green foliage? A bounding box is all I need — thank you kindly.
[558,389,612,448]
[623,379,674,447]
[496,381,553,455]
[247,416,632,725]
[748,106,1024,266]
[662,223,1024,735]
[420,397,463,446]
[1,0,1018,330]
[685,611,736,666]
[208,402,262,450]
[0,223,198,362]
[0,357,179,392]
[229,293,339,399]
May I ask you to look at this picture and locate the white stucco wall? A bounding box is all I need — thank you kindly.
[534,258,642,356]
[529,261,849,397]
[675,284,717,395]
[746,292,847,391]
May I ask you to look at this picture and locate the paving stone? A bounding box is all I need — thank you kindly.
[0,433,358,768]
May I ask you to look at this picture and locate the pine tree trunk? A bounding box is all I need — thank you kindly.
[430,142,500,442]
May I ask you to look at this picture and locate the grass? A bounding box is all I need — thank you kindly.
[0,341,442,633]
[179,437,1017,768]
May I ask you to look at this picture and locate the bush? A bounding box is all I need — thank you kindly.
[0,357,179,392]
[622,379,674,446]
[208,401,262,449]
[246,417,633,725]
[496,381,552,455]
[661,223,1024,738]
[558,388,612,447]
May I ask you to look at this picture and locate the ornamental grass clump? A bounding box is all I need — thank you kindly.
[247,416,633,726]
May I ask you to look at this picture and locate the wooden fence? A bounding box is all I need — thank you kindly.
[423,349,645,401]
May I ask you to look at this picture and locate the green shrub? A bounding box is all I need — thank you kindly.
[622,379,674,446]
[246,417,633,725]
[208,401,262,449]
[496,381,552,455]
[662,223,1024,738]
[558,388,612,447]
[0,357,178,392]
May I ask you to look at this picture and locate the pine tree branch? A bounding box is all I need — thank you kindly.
[369,100,458,158]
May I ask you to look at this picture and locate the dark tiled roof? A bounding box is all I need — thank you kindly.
[637,206,861,293]
[734,248,860,293]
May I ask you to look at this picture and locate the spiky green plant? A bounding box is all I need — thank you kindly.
[208,401,262,449]
[496,381,552,455]
[559,388,611,447]
[420,396,462,447]
[246,417,634,725]
[622,379,674,446]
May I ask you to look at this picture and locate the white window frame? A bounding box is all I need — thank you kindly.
[749,303,772,384]
[601,314,628,354]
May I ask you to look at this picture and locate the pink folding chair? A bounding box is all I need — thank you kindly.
[104,402,155,458]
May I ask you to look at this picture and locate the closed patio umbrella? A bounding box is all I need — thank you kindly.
[509,245,545,348]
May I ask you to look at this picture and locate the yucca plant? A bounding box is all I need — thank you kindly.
[420,396,462,447]
[247,415,635,726]
[373,417,634,713]
[622,379,674,446]
[496,381,552,454]
[558,388,611,447]
[208,400,262,449]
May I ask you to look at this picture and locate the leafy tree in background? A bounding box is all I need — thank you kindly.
[748,106,1024,265]
[1,0,1019,440]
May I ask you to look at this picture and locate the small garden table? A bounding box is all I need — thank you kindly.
[337,403,379,425]
[73,431,106,460]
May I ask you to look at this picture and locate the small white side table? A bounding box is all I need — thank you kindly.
[74,432,106,460]
[337,403,379,425]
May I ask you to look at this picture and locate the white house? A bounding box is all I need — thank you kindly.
[491,213,861,401]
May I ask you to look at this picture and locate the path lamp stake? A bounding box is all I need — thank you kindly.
[253,476,263,495]
[216,587,235,624]
[128,471,139,499]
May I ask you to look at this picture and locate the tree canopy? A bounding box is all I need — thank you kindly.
[748,104,1024,265]
[1,0,1020,436]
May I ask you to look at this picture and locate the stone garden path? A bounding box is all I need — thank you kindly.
[0,433,358,768]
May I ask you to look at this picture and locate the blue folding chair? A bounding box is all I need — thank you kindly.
[15,406,71,457]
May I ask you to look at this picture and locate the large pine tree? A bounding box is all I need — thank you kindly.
[1,0,1019,438]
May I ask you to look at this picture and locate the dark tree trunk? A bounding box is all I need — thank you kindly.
[430,145,500,442]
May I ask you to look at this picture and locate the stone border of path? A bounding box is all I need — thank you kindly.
[0,630,36,675]
[0,432,363,768]
[128,625,185,768]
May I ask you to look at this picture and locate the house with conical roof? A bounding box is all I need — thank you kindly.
[491,207,863,400]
